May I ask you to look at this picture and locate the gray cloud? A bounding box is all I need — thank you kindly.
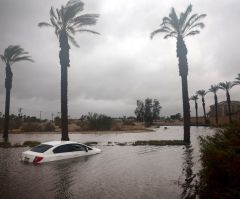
[0,0,240,119]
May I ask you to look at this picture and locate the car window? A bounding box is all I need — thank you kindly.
[70,144,87,152]
[53,145,72,153]
[31,144,53,153]
[53,144,87,153]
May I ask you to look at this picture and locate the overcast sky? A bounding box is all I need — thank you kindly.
[0,0,240,119]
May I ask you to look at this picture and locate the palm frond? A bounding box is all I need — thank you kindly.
[179,4,192,30]
[150,28,169,39]
[38,22,52,27]
[73,14,99,27]
[63,0,84,25]
[50,7,58,20]
[169,8,179,32]
[184,30,200,37]
[0,55,6,63]
[68,35,80,47]
[76,29,100,35]
[183,14,206,34]
[235,74,240,81]
[163,31,177,39]
[13,56,34,63]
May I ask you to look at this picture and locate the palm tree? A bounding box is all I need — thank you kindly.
[219,81,235,123]
[38,0,100,141]
[150,4,206,144]
[0,45,33,141]
[190,95,199,126]
[196,90,208,125]
[208,85,220,125]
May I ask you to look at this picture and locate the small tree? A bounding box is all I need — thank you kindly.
[152,99,162,121]
[135,100,145,122]
[144,98,153,127]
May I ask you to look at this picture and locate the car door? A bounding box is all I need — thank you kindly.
[69,144,88,157]
[52,144,88,161]
[52,144,74,161]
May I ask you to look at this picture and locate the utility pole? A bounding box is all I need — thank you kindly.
[51,113,54,122]
[40,111,42,120]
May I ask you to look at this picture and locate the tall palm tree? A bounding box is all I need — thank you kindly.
[208,85,220,125]
[190,95,199,126]
[0,45,33,141]
[150,4,206,144]
[219,81,235,123]
[196,90,208,125]
[38,0,99,141]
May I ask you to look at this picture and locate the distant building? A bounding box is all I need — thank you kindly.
[208,101,240,125]
[209,101,240,117]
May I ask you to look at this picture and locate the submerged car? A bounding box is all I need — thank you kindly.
[21,141,101,164]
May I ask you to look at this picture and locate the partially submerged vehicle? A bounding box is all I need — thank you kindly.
[21,141,101,164]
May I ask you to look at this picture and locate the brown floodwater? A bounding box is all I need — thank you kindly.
[0,126,215,199]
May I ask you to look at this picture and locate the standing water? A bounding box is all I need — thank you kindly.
[0,126,215,199]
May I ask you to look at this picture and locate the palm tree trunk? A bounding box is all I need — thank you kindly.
[3,64,13,141]
[177,36,190,144]
[195,101,198,126]
[214,94,218,125]
[59,31,70,141]
[226,90,232,123]
[202,97,207,124]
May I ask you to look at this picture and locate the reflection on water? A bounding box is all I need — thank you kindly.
[50,157,90,199]
[180,145,198,199]
[0,126,214,199]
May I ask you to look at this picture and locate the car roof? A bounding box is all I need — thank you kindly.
[41,141,79,146]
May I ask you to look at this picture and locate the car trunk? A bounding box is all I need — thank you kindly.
[21,151,44,163]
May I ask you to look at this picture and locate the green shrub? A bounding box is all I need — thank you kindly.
[87,113,113,131]
[84,142,98,146]
[133,140,185,146]
[23,141,41,147]
[198,122,240,198]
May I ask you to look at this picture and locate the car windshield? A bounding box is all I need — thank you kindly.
[30,144,53,153]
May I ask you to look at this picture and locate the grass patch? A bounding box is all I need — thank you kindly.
[23,141,41,147]
[13,143,25,147]
[115,142,128,146]
[132,140,185,146]
[84,141,98,146]
[0,142,11,148]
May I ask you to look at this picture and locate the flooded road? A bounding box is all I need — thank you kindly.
[0,126,215,199]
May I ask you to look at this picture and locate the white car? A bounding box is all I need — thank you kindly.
[21,141,101,164]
